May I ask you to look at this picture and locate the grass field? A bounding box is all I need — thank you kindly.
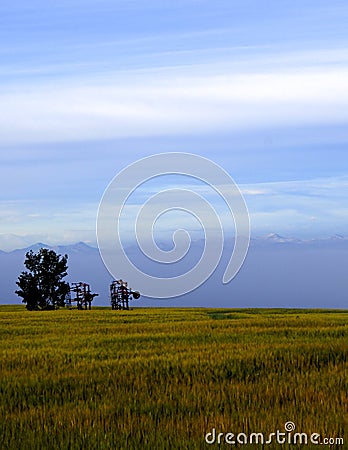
[0,306,346,449]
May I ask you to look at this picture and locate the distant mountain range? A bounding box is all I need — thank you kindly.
[1,235,347,308]
[6,241,98,255]
[2,233,348,254]
[251,233,348,246]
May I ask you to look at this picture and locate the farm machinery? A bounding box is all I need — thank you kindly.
[66,282,99,310]
[65,279,140,310]
[110,279,140,310]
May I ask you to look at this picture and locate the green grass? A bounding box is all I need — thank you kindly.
[0,306,347,449]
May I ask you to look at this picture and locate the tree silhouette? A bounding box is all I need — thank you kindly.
[16,248,69,310]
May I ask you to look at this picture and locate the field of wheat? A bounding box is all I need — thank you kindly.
[0,306,346,449]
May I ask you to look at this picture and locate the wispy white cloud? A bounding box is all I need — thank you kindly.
[1,175,348,250]
[0,199,97,250]
[98,175,348,245]
[1,60,348,145]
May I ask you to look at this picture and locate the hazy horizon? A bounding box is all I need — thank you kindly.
[1,234,347,308]
[1,230,348,253]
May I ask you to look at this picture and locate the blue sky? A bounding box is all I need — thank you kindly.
[1,1,348,250]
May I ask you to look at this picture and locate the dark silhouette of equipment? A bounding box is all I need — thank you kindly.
[110,279,140,310]
[67,282,99,310]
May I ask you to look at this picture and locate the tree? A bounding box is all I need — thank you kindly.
[16,248,70,310]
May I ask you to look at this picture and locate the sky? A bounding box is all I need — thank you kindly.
[1,0,348,251]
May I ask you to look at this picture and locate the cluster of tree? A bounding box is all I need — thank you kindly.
[16,248,69,310]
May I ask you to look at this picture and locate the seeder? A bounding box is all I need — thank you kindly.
[67,282,99,310]
[110,279,140,310]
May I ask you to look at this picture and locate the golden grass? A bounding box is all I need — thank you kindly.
[0,306,346,449]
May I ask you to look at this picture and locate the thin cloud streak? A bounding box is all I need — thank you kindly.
[1,174,348,250]
[1,65,348,145]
